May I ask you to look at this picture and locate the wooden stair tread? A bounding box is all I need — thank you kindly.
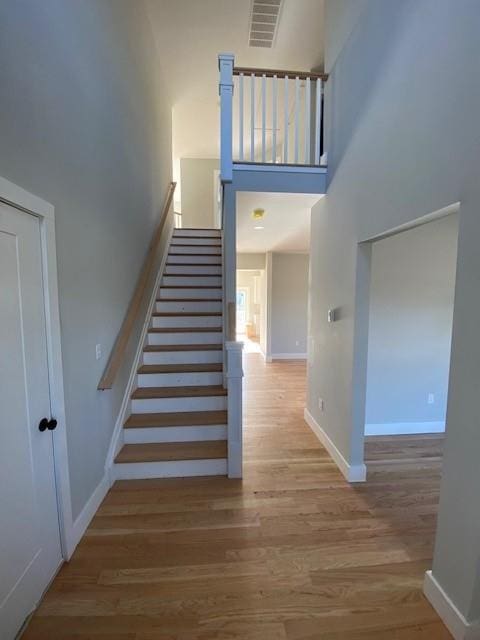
[164,273,221,277]
[144,344,222,352]
[172,236,221,240]
[152,312,222,317]
[157,298,222,302]
[166,262,222,266]
[115,440,227,464]
[148,327,222,333]
[168,253,222,256]
[131,385,227,399]
[125,410,227,428]
[138,363,222,374]
[160,285,222,289]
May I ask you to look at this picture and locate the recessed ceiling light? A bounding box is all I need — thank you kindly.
[254,225,264,230]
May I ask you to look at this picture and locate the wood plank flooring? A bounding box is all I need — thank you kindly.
[23,353,450,639]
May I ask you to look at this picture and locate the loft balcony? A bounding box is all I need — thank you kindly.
[218,53,327,195]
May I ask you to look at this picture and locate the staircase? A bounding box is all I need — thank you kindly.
[113,228,229,479]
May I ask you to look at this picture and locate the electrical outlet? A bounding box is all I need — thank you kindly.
[428,393,435,405]
[95,344,102,360]
[318,398,325,411]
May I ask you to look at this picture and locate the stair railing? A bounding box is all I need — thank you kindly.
[218,53,328,180]
[98,181,176,390]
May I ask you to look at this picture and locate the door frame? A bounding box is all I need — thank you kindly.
[236,286,249,335]
[0,175,73,560]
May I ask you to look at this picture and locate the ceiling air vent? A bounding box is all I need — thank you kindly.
[248,0,283,48]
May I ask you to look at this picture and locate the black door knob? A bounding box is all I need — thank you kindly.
[39,418,57,432]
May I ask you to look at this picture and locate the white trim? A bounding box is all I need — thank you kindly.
[361,201,460,244]
[424,571,480,640]
[365,421,445,436]
[271,352,307,360]
[112,458,228,480]
[0,176,74,559]
[105,223,174,480]
[304,408,366,482]
[265,252,273,360]
[233,162,327,174]
[68,472,110,553]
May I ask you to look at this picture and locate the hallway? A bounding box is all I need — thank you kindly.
[23,355,449,639]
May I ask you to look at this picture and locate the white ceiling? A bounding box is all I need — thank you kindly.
[236,191,322,252]
[147,0,325,164]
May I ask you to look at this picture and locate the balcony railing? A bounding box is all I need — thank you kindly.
[219,53,328,182]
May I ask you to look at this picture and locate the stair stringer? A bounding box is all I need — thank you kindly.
[104,224,174,485]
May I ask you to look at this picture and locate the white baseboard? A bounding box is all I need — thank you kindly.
[271,353,307,360]
[365,421,445,436]
[67,472,110,557]
[304,408,366,483]
[424,571,480,640]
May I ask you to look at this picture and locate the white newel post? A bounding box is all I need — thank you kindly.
[218,53,234,183]
[226,340,244,478]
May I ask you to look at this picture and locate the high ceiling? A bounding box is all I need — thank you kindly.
[147,0,325,164]
[236,191,322,253]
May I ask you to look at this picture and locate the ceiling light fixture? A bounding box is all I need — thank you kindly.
[252,208,265,220]
[254,225,264,230]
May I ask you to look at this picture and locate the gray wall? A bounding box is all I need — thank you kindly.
[308,0,480,624]
[237,253,266,270]
[271,253,309,356]
[365,215,458,431]
[180,158,219,229]
[0,0,172,519]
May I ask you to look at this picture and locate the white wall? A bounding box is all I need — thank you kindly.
[0,0,172,519]
[180,158,219,229]
[237,253,266,269]
[308,0,480,628]
[271,253,309,358]
[365,215,458,434]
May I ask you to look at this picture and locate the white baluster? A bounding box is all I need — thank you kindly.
[315,78,322,165]
[261,74,266,163]
[294,76,300,164]
[239,73,244,161]
[304,77,311,164]
[272,75,278,163]
[283,75,289,163]
[250,73,255,162]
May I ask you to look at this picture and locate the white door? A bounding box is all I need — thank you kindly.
[236,288,248,335]
[0,202,62,639]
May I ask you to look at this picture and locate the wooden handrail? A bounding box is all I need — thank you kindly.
[233,66,328,82]
[98,181,176,390]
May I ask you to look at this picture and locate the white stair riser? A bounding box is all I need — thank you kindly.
[143,350,223,365]
[174,229,221,238]
[124,425,227,444]
[147,331,222,346]
[165,265,221,275]
[168,255,221,264]
[131,395,227,413]
[170,238,221,246]
[158,288,222,299]
[162,275,222,287]
[170,246,221,255]
[112,458,227,480]
[155,300,222,313]
[137,371,223,387]
[152,315,222,329]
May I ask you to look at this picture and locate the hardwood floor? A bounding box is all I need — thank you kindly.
[23,354,450,639]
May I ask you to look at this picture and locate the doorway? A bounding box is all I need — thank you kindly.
[236,287,248,335]
[0,181,70,639]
